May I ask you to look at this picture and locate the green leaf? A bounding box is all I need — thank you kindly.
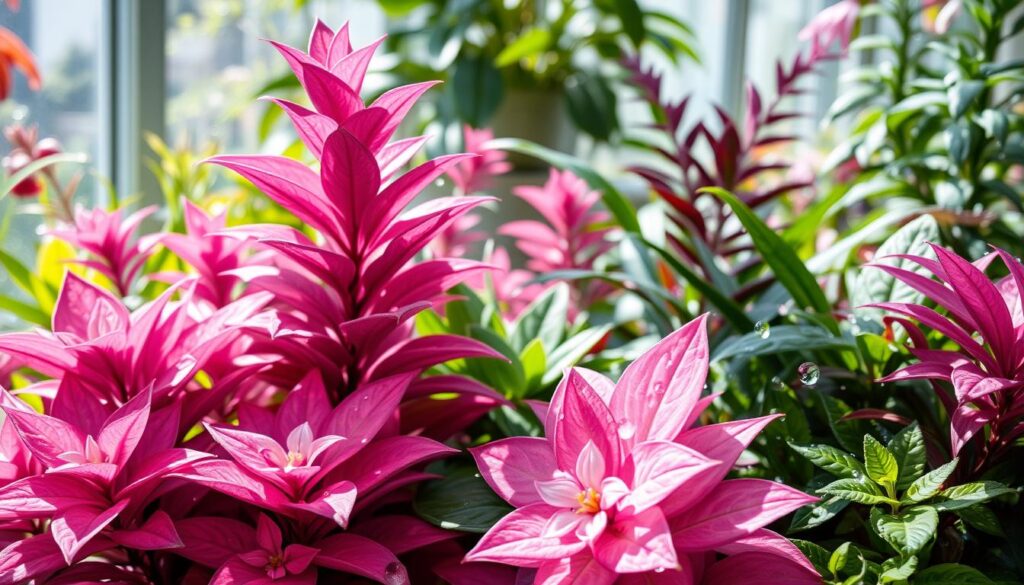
[790,495,849,532]
[879,555,918,583]
[820,478,896,506]
[0,247,42,299]
[818,392,873,453]
[452,54,504,127]
[413,465,513,533]
[914,564,995,584]
[792,540,831,576]
[495,28,552,67]
[702,187,832,316]
[956,505,1004,537]
[888,422,927,491]
[903,459,958,504]
[829,542,852,575]
[0,153,88,201]
[863,434,898,487]
[489,138,639,233]
[642,239,754,332]
[886,91,947,126]
[932,482,1016,512]
[790,443,866,479]
[826,85,879,122]
[519,338,547,391]
[851,215,939,325]
[541,325,612,387]
[613,0,646,46]
[871,506,938,555]
[376,0,429,16]
[948,79,985,118]
[0,293,50,327]
[510,284,569,352]
[713,325,853,362]
[564,72,618,141]
[946,121,971,167]
[468,325,526,397]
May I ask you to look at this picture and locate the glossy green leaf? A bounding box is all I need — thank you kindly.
[851,215,939,325]
[414,465,513,533]
[542,325,612,387]
[713,325,853,362]
[613,0,646,46]
[453,54,504,127]
[564,72,618,141]
[819,478,896,506]
[932,481,1016,512]
[888,422,927,491]
[510,283,569,352]
[790,443,866,479]
[702,187,832,316]
[871,505,938,555]
[863,434,899,487]
[904,459,958,504]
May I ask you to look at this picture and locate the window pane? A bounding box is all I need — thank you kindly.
[0,0,106,326]
[165,0,386,154]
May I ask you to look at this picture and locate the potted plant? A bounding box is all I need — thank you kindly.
[379,0,697,156]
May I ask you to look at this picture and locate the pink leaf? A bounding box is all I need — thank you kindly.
[610,315,710,445]
[97,386,152,467]
[472,437,558,507]
[552,369,621,477]
[702,551,822,585]
[110,510,182,550]
[175,517,258,568]
[52,272,129,339]
[619,441,717,514]
[314,533,406,583]
[591,507,678,573]
[670,479,817,551]
[1,399,84,467]
[50,500,128,564]
[465,503,587,567]
[320,129,380,243]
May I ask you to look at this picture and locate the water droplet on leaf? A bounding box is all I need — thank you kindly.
[755,320,770,339]
[798,362,820,386]
[384,562,408,585]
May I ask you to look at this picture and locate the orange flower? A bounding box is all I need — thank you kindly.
[0,26,40,100]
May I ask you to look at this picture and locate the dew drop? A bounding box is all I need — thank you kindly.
[654,567,666,574]
[797,362,820,386]
[770,376,784,391]
[434,178,446,187]
[384,561,409,585]
[617,420,636,441]
[755,320,770,339]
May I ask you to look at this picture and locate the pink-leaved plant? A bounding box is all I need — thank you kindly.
[466,315,821,584]
[870,244,1024,479]
[0,19,507,583]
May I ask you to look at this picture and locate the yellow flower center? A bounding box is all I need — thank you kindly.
[285,451,306,468]
[575,488,601,515]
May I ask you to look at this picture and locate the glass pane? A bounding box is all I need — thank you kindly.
[0,0,106,325]
[165,0,386,155]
